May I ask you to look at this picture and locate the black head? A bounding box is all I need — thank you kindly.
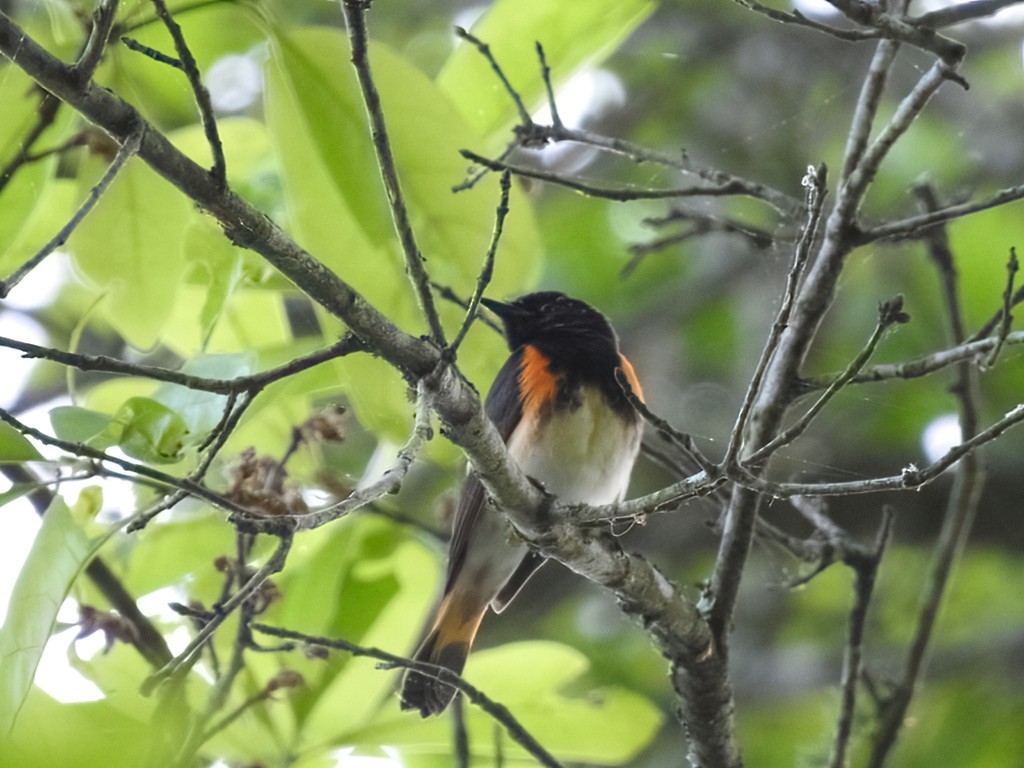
[481,291,621,368]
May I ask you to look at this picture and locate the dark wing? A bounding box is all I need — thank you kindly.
[443,348,524,592]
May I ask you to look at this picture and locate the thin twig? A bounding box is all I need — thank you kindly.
[538,124,802,216]
[867,175,986,768]
[250,623,566,768]
[431,283,503,334]
[969,284,1024,343]
[121,0,235,34]
[72,0,121,83]
[743,295,908,466]
[142,533,293,694]
[120,36,183,69]
[461,148,784,206]
[535,42,563,129]
[0,405,251,516]
[229,379,434,534]
[454,26,533,126]
[731,0,877,43]
[0,129,143,298]
[0,334,365,395]
[625,210,776,277]
[719,400,1019,500]
[984,248,1018,367]
[857,183,1024,243]
[341,0,447,346]
[0,91,61,194]
[450,170,511,354]
[723,165,828,469]
[614,368,718,478]
[829,507,894,768]
[150,0,226,188]
[800,330,1024,388]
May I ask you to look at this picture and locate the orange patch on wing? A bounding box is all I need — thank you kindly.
[618,354,644,402]
[519,345,560,416]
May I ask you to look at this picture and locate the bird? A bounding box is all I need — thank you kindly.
[400,291,644,716]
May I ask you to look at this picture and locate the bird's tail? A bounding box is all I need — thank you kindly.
[400,591,485,716]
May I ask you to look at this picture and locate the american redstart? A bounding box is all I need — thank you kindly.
[401,291,644,716]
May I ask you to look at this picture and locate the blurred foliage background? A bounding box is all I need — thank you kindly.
[1,0,1023,766]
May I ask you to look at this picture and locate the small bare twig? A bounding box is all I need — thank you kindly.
[743,295,908,467]
[454,26,533,126]
[229,379,434,534]
[624,211,777,276]
[150,0,226,188]
[461,148,783,206]
[450,170,511,354]
[452,28,801,216]
[723,165,828,469]
[120,36,183,69]
[719,399,1019,498]
[731,0,881,44]
[857,183,1024,243]
[73,0,121,83]
[801,330,1024,388]
[822,0,967,64]
[0,90,61,194]
[843,59,963,209]
[985,248,1019,367]
[829,506,894,768]
[0,334,365,395]
[535,41,563,130]
[431,283,503,334]
[143,533,293,694]
[0,405,254,515]
[0,129,143,298]
[840,40,899,184]
[867,177,986,768]
[341,0,447,346]
[250,623,566,768]
[614,368,718,478]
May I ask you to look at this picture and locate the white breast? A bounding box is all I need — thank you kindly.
[506,386,642,506]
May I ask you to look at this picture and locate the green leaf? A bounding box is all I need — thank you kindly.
[0,422,43,463]
[5,687,161,768]
[109,397,189,464]
[437,0,656,139]
[299,537,439,744]
[0,497,93,734]
[150,353,254,442]
[68,155,194,350]
[49,405,114,446]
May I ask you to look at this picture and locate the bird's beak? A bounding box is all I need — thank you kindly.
[480,297,523,320]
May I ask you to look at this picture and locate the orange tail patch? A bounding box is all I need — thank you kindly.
[400,591,487,717]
